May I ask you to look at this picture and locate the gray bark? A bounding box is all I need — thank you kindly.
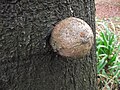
[0,0,97,90]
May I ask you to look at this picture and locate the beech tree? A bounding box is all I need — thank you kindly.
[0,0,97,90]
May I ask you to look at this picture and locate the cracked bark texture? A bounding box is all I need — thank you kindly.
[0,0,97,90]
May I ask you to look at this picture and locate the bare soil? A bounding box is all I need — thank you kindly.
[95,0,120,43]
[95,0,120,18]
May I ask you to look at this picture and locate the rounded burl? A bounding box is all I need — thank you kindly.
[50,17,94,58]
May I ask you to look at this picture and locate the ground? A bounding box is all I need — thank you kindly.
[95,1,120,89]
[95,0,120,58]
[95,0,120,18]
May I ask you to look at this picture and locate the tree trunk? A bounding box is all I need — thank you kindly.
[0,0,97,90]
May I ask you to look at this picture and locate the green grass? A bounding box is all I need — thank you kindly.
[96,18,120,90]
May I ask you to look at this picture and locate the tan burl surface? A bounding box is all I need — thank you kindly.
[50,17,94,58]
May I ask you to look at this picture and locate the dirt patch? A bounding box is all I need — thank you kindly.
[95,0,120,45]
[95,0,120,18]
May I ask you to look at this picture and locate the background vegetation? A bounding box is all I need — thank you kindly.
[96,17,120,90]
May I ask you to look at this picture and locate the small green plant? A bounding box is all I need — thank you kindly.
[96,20,120,90]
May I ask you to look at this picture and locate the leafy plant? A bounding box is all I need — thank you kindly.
[96,19,120,90]
[97,22,119,73]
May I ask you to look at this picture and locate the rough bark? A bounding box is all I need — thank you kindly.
[0,0,96,90]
